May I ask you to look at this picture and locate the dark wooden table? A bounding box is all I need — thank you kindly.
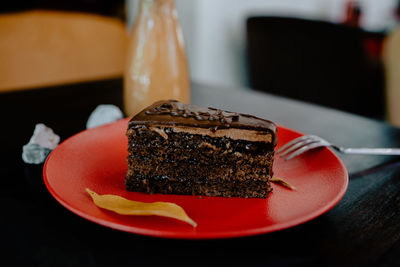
[1,78,400,267]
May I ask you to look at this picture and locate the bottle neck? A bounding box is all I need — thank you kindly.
[139,0,176,14]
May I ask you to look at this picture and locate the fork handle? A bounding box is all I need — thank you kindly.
[338,147,400,155]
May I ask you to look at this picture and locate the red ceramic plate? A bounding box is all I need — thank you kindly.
[43,118,348,239]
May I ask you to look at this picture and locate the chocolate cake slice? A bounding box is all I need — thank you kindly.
[125,100,277,198]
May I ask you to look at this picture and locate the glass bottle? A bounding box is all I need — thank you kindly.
[124,0,190,116]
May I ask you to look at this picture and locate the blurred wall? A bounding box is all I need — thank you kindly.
[127,0,398,89]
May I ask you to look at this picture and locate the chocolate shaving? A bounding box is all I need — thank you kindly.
[145,102,242,126]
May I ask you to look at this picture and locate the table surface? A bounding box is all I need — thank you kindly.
[1,78,400,267]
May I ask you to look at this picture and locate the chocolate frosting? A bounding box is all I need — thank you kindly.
[129,100,277,144]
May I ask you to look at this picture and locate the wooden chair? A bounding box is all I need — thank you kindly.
[0,10,127,92]
[246,16,385,119]
[383,28,400,127]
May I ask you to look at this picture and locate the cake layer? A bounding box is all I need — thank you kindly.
[127,126,275,155]
[126,159,270,182]
[128,146,274,168]
[125,174,272,198]
[150,125,272,142]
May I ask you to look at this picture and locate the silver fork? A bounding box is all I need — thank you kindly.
[278,135,400,160]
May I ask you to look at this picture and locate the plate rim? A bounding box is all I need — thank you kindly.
[43,119,349,239]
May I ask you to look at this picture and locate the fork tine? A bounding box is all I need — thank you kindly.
[284,141,326,160]
[279,138,319,157]
[277,135,312,153]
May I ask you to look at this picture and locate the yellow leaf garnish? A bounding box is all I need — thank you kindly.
[86,188,197,227]
[271,177,296,190]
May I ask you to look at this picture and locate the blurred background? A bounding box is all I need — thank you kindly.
[1,0,400,124]
[157,0,397,89]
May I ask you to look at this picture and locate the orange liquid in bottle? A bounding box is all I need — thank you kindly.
[124,0,190,117]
